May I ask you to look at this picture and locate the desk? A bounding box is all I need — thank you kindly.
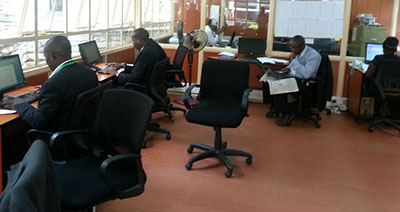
[0,86,38,192]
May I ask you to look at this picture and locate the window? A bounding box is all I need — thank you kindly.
[273,0,344,56]
[142,0,172,37]
[0,0,135,70]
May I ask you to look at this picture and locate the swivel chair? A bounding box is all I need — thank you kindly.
[368,58,400,134]
[183,59,252,178]
[27,80,114,161]
[279,54,333,128]
[51,89,152,210]
[125,58,173,147]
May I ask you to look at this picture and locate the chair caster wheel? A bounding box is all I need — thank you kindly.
[315,123,321,128]
[368,126,375,132]
[166,134,171,140]
[185,162,192,170]
[222,141,227,149]
[246,157,252,165]
[169,117,175,122]
[187,146,193,153]
[224,170,232,178]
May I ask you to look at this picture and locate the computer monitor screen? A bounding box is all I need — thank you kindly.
[365,43,383,63]
[238,38,266,56]
[79,41,102,66]
[0,55,25,96]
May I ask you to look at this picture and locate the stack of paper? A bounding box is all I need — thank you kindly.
[218,52,237,59]
[257,57,289,64]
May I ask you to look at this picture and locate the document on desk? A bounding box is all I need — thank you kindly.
[0,109,17,115]
[267,78,299,95]
[257,57,289,64]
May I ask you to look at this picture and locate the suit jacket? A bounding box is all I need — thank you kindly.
[15,63,98,132]
[117,39,167,85]
[0,140,61,212]
[315,54,333,110]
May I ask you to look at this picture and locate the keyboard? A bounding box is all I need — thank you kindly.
[16,91,39,104]
[239,57,260,63]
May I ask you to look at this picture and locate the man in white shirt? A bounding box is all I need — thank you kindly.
[267,35,321,126]
[205,19,226,47]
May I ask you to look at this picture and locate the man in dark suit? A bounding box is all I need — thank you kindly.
[106,28,167,86]
[4,36,98,132]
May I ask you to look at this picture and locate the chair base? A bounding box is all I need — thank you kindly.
[144,122,171,148]
[279,108,321,128]
[165,105,186,121]
[185,127,252,178]
[368,118,400,135]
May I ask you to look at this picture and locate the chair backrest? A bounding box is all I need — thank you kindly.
[172,45,189,70]
[0,140,61,212]
[94,89,154,154]
[148,58,171,107]
[199,59,249,103]
[376,58,400,93]
[68,80,113,130]
[177,20,184,45]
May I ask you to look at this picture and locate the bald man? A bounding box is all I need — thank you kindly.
[4,36,98,131]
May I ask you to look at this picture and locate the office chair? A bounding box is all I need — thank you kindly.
[368,59,400,134]
[183,59,252,178]
[166,44,189,89]
[0,140,61,212]
[51,89,152,210]
[125,58,173,147]
[177,20,184,45]
[279,54,333,128]
[27,80,114,161]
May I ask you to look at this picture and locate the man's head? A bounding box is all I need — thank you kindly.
[43,36,72,71]
[260,7,266,14]
[207,19,218,31]
[382,36,398,55]
[290,35,306,55]
[131,28,150,51]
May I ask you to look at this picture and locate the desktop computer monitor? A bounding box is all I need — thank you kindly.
[365,42,383,63]
[238,38,266,57]
[79,40,102,66]
[0,55,26,98]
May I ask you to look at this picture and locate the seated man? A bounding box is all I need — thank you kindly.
[365,36,400,97]
[266,35,322,126]
[4,36,98,132]
[205,19,227,47]
[106,28,167,86]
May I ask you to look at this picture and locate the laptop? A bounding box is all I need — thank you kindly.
[365,42,383,64]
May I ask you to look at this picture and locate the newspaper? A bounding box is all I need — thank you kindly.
[260,72,299,95]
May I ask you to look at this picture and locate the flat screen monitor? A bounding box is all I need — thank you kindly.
[0,55,25,97]
[238,38,266,57]
[365,42,383,63]
[79,41,102,66]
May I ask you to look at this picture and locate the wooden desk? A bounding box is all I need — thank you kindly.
[97,73,115,83]
[0,86,38,192]
[347,67,367,120]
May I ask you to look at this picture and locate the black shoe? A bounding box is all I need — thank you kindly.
[277,113,292,126]
[266,108,278,118]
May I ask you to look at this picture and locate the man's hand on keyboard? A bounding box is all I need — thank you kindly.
[2,96,25,110]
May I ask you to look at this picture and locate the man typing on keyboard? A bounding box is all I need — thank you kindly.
[3,36,98,132]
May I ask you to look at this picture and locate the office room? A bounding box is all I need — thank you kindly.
[0,0,400,211]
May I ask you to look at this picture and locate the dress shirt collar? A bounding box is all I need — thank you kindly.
[298,45,308,59]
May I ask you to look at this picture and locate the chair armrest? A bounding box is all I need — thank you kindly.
[26,129,53,145]
[124,82,147,94]
[49,130,90,149]
[183,84,200,109]
[166,69,187,87]
[100,153,146,197]
[241,88,251,116]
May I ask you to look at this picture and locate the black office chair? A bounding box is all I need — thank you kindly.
[166,44,189,89]
[125,58,173,147]
[177,20,184,45]
[51,89,152,210]
[27,80,114,161]
[183,59,252,178]
[280,54,333,128]
[368,59,400,134]
[0,140,61,212]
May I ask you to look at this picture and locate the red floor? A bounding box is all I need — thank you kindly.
[97,101,400,212]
